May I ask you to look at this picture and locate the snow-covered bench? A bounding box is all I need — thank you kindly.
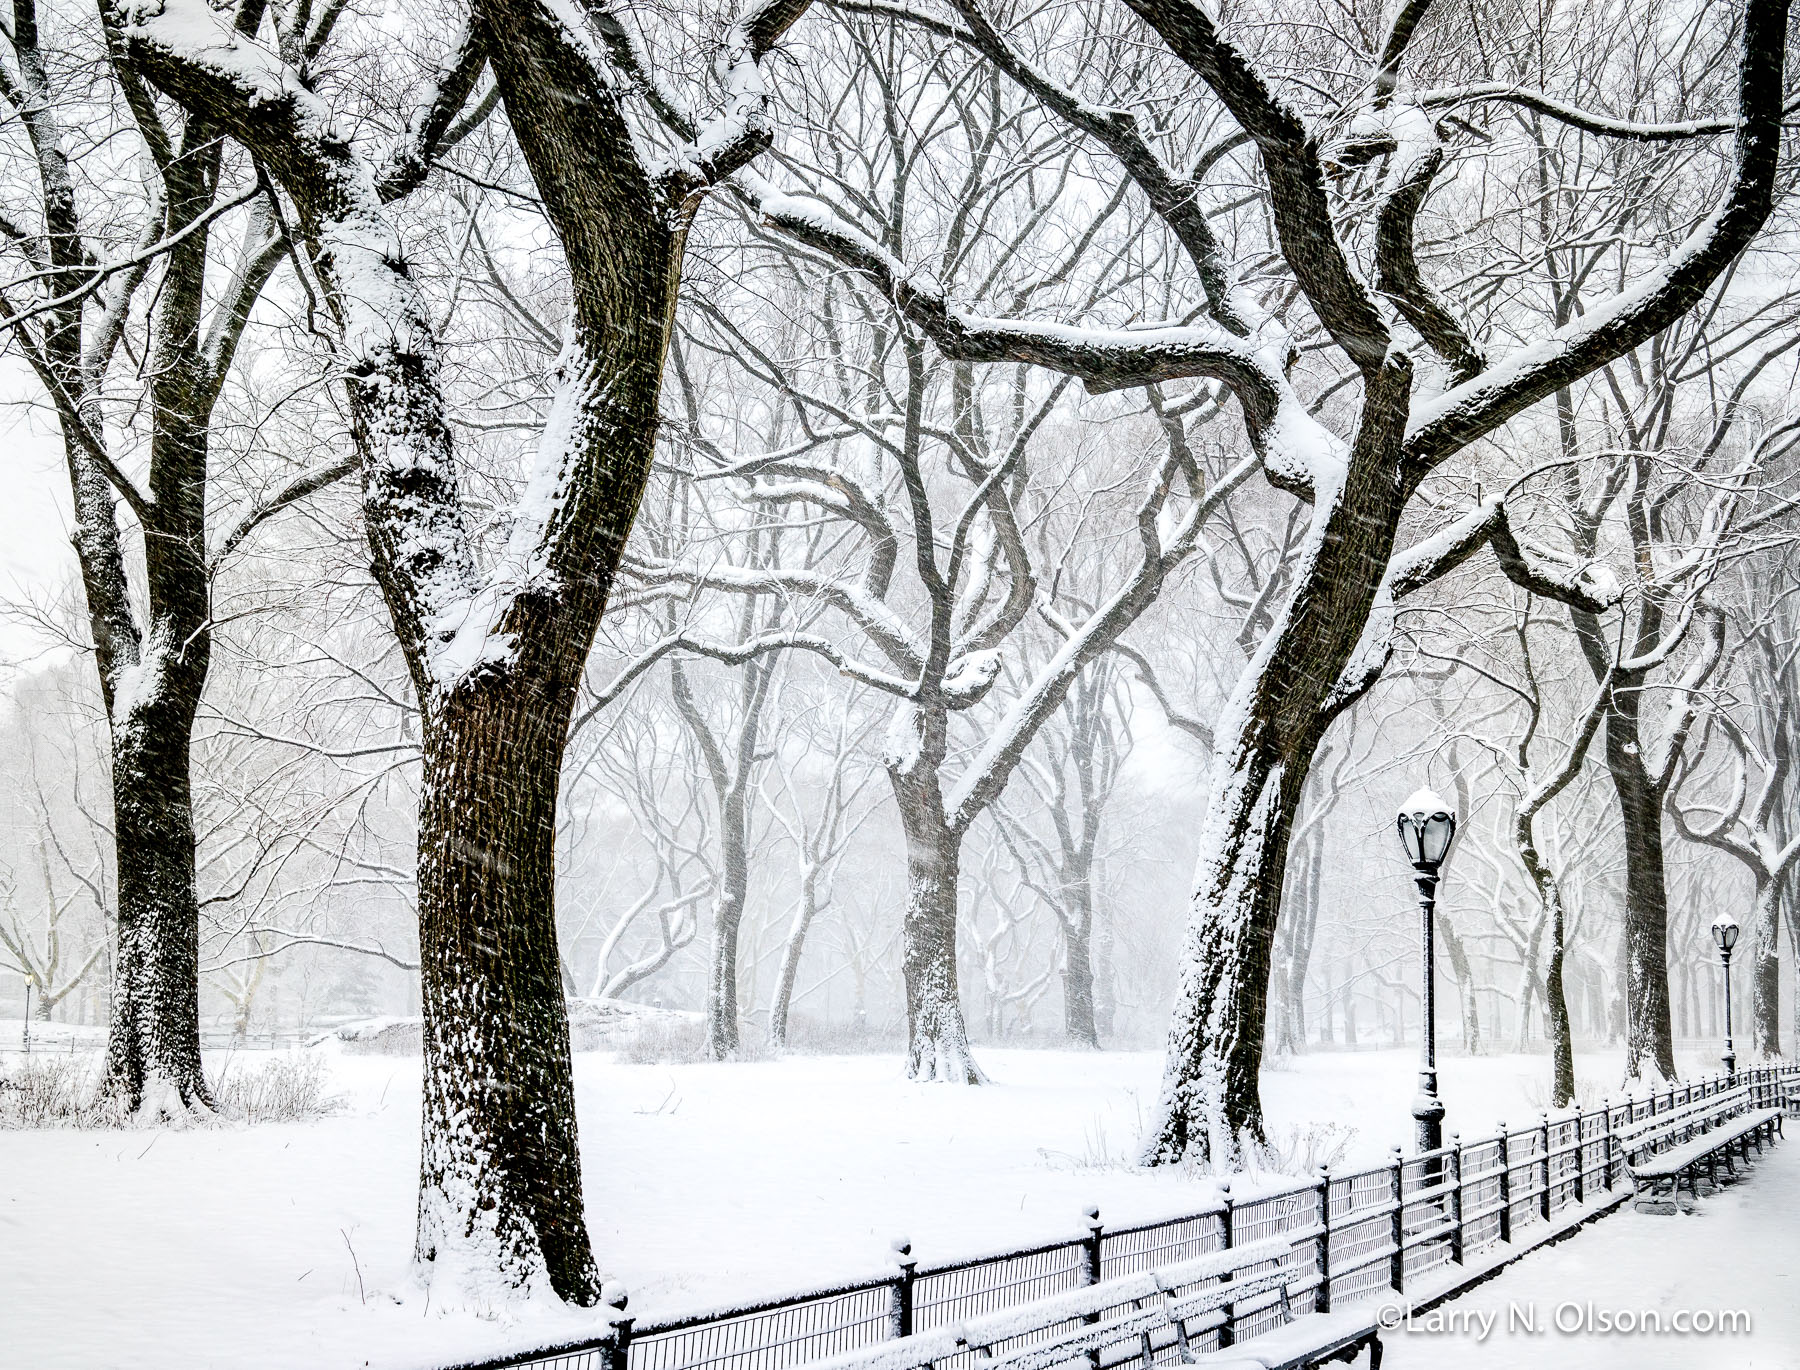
[1613,1085,1784,1202]
[792,1235,1380,1370]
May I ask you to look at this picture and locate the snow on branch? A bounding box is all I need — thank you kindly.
[374,21,489,202]
[751,179,1347,494]
[658,0,814,199]
[626,551,925,674]
[1402,0,1790,467]
[1120,0,1390,372]
[113,0,483,700]
[209,456,360,574]
[1411,82,1792,143]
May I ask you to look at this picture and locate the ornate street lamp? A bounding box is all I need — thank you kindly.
[1711,914,1740,1077]
[1397,787,1458,1156]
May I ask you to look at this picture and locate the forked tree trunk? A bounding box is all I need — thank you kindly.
[1141,362,1412,1167]
[414,683,598,1304]
[116,0,813,1309]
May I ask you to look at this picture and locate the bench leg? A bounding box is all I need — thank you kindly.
[1368,1334,1383,1369]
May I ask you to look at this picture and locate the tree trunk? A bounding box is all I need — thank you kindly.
[768,861,819,1049]
[1142,363,1413,1168]
[1545,905,1575,1108]
[1602,697,1678,1083]
[1441,921,1481,1054]
[892,770,983,1083]
[705,806,749,1059]
[1143,748,1310,1165]
[104,657,211,1115]
[1060,912,1100,1049]
[1751,875,1782,1059]
[99,130,224,1118]
[415,684,599,1304]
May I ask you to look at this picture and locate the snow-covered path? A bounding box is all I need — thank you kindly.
[1381,1137,1800,1369]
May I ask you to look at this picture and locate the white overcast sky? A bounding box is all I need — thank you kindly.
[1,358,80,667]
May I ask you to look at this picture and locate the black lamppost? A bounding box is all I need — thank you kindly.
[1712,913,1740,1077]
[1397,787,1458,1156]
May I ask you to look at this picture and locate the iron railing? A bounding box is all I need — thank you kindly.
[450,1063,1799,1370]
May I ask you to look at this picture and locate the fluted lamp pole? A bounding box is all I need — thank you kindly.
[1712,914,1740,1077]
[1397,788,1458,1157]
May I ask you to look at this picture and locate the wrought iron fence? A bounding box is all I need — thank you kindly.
[450,1063,1799,1370]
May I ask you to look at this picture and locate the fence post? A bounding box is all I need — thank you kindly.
[1218,1182,1236,1349]
[1600,1100,1612,1192]
[603,1286,633,1370]
[1448,1133,1464,1264]
[1496,1123,1511,1243]
[1576,1111,1587,1187]
[1388,1145,1405,1294]
[1082,1206,1103,1367]
[1538,1113,1552,1222]
[1315,1165,1332,1314]
[889,1239,916,1339]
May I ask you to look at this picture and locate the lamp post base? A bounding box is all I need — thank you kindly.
[1413,1093,1445,1156]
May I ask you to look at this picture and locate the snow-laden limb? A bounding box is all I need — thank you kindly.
[1120,0,1391,372]
[209,455,360,574]
[373,21,488,201]
[751,179,1346,496]
[656,0,813,199]
[945,447,1260,830]
[112,0,481,701]
[1403,0,1790,468]
[1329,482,1629,715]
[627,553,925,674]
[1410,81,1769,142]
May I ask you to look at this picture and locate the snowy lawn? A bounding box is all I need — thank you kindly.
[0,1043,1750,1370]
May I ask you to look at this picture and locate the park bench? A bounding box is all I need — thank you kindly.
[795,1234,1381,1370]
[1613,1084,1784,1203]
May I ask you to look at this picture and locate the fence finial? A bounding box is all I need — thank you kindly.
[602,1282,630,1314]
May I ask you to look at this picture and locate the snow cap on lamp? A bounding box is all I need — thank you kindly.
[1711,913,1740,953]
[1396,786,1457,868]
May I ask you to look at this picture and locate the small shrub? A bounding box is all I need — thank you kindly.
[212,1052,345,1123]
[0,1053,114,1128]
[613,1015,779,1064]
[0,1049,343,1127]
[778,1012,905,1056]
[1255,1119,1357,1177]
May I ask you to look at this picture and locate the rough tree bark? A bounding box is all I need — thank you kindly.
[115,0,812,1301]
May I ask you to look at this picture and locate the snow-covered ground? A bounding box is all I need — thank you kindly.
[0,1043,1760,1370]
[1383,1136,1800,1369]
